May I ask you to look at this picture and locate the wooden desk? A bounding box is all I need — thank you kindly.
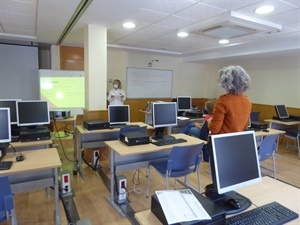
[75,122,153,179]
[135,176,300,225]
[0,148,62,225]
[105,133,206,217]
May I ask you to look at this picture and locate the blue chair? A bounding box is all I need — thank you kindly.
[258,134,279,179]
[0,176,17,224]
[250,111,260,122]
[284,128,300,159]
[146,143,204,197]
[119,126,147,135]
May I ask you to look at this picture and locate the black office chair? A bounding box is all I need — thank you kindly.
[199,121,210,162]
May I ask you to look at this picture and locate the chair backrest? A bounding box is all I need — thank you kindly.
[167,143,204,177]
[119,126,147,135]
[199,120,209,141]
[258,134,279,161]
[250,111,260,122]
[0,176,13,222]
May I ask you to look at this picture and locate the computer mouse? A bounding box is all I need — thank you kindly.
[16,155,25,162]
[224,198,241,209]
[262,129,269,132]
[109,125,114,130]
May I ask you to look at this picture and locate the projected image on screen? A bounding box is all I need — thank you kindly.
[40,77,85,109]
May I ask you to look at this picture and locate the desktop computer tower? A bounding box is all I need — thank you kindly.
[19,126,51,142]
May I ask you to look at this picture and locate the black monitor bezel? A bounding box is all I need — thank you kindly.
[108,105,130,125]
[17,100,50,127]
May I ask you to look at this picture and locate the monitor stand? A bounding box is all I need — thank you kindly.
[204,184,252,215]
[153,127,165,140]
[177,111,184,116]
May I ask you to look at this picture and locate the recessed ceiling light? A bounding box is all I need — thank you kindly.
[177,32,188,37]
[255,5,275,14]
[123,22,136,29]
[219,39,229,44]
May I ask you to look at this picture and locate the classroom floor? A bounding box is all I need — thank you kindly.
[2,141,300,225]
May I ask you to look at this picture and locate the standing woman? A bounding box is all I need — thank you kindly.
[107,79,126,105]
[208,65,251,134]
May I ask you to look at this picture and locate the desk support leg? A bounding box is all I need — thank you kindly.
[54,168,61,225]
[105,148,126,217]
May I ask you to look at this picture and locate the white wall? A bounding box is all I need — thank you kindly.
[208,53,300,108]
[108,48,300,108]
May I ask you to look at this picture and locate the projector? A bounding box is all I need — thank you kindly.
[50,109,71,120]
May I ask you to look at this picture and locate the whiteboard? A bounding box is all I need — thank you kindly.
[126,67,173,98]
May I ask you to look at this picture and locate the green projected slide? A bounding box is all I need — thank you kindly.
[40,77,85,108]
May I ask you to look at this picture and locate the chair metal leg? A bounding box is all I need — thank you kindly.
[174,178,177,189]
[146,167,151,198]
[272,153,276,179]
[197,168,201,192]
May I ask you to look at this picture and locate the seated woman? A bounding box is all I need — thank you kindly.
[179,99,215,137]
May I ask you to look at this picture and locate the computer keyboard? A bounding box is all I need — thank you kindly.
[152,138,187,146]
[0,161,13,170]
[225,201,299,225]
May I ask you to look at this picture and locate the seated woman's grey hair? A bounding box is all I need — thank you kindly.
[218,65,250,94]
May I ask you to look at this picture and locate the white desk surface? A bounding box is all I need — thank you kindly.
[105,133,205,156]
[135,176,300,225]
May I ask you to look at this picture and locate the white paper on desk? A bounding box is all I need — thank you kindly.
[155,189,211,224]
[177,116,189,121]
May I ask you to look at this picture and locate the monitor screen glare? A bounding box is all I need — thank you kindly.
[0,108,11,144]
[275,105,289,118]
[0,99,20,125]
[177,96,191,111]
[17,100,50,127]
[108,105,130,125]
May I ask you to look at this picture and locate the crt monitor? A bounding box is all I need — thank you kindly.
[108,105,130,125]
[274,105,289,119]
[0,99,20,125]
[152,102,177,139]
[0,108,11,159]
[17,100,50,127]
[206,130,261,215]
[177,96,192,111]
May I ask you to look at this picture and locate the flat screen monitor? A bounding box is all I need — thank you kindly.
[17,100,50,127]
[274,105,289,119]
[207,130,261,214]
[0,99,20,125]
[108,105,130,125]
[152,102,177,139]
[0,108,11,158]
[177,96,191,111]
